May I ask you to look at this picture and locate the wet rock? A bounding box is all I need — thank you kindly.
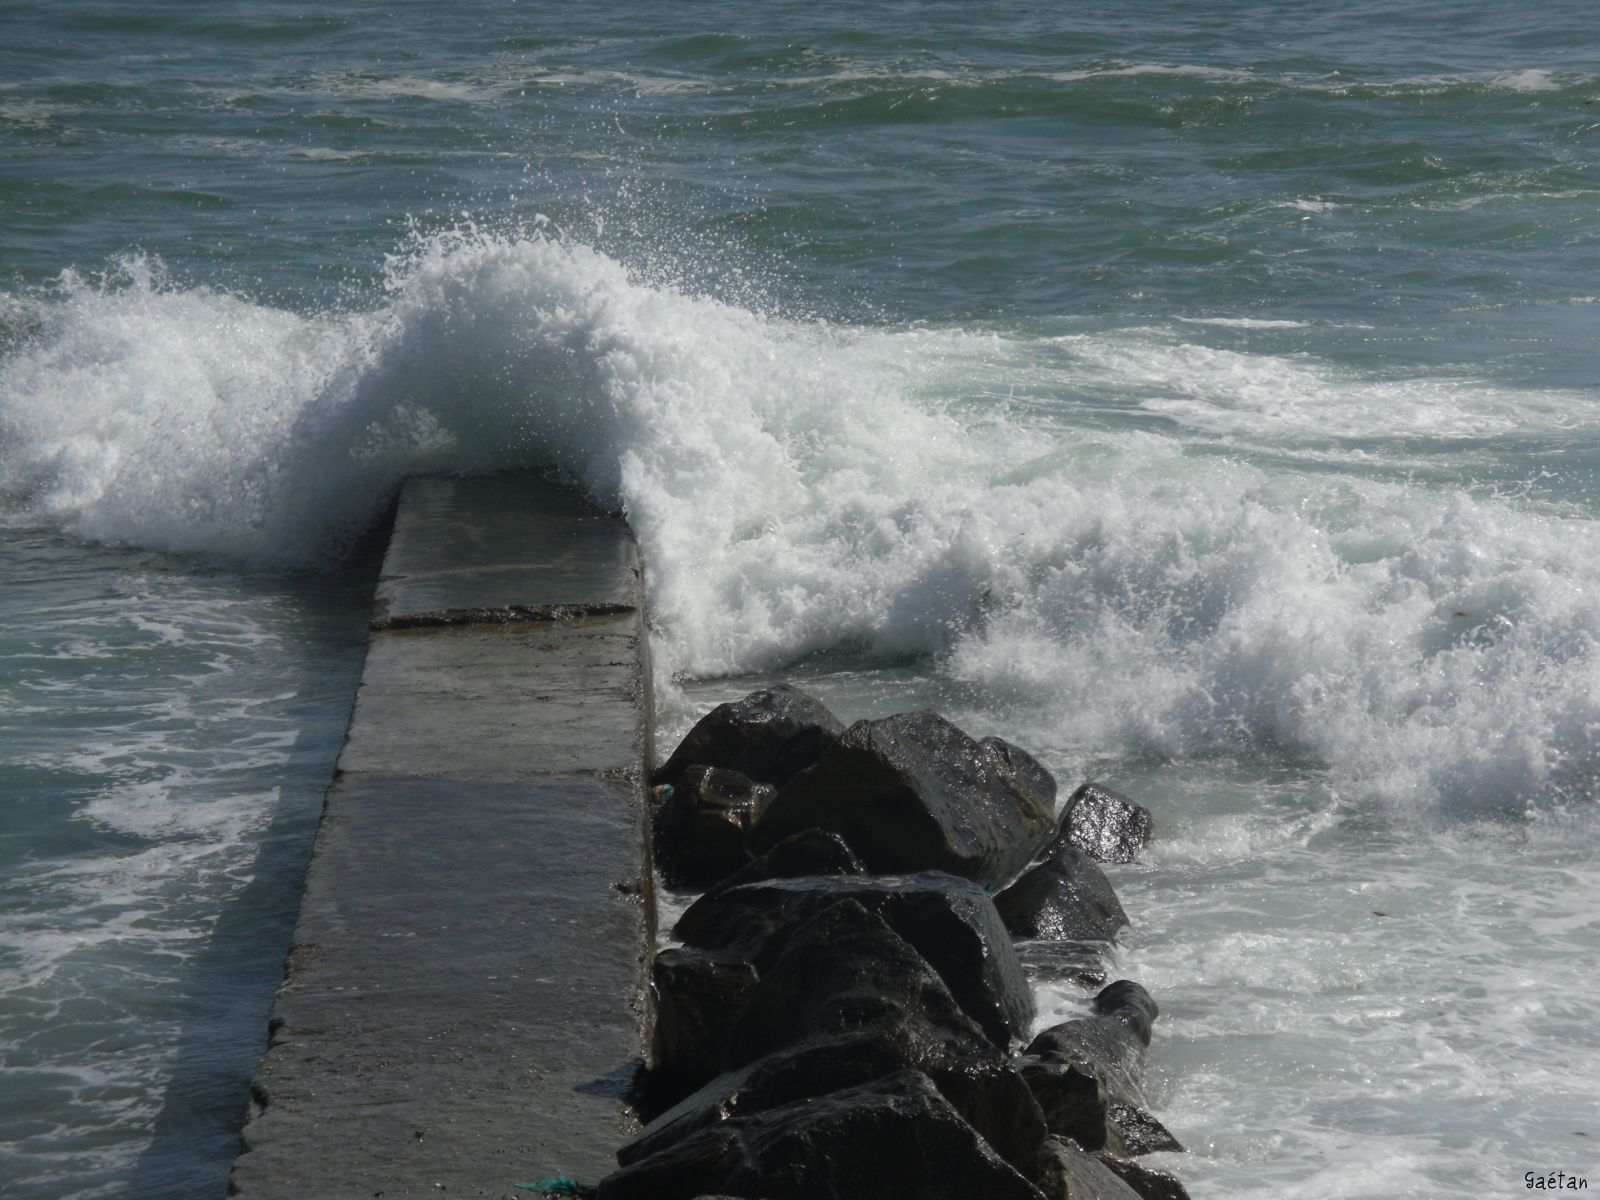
[1097,1157,1193,1200]
[1026,1013,1146,1108]
[646,948,759,1112]
[750,712,1055,890]
[676,873,1034,1048]
[1051,783,1152,864]
[1024,982,1179,1157]
[655,766,775,885]
[656,685,844,791]
[598,1070,1047,1200]
[994,844,1128,942]
[1013,941,1109,991]
[1037,1137,1143,1200]
[978,734,1058,817]
[719,899,974,1061]
[1025,981,1160,1145]
[1107,1102,1185,1157]
[1093,979,1159,1046]
[640,900,1047,1177]
[1017,1056,1109,1150]
[622,1022,1046,1180]
[695,828,865,910]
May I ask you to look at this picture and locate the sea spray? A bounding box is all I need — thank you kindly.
[5,228,1600,819]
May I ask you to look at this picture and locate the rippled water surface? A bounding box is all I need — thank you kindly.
[4,1,1599,1195]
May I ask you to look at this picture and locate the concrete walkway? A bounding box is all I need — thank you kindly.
[229,474,654,1199]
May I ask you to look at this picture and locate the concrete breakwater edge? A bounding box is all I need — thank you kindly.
[230,471,1189,1199]
[229,472,657,1196]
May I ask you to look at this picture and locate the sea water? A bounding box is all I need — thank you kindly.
[3,1,1598,1195]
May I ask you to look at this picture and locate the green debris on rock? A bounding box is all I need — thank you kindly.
[512,1174,596,1197]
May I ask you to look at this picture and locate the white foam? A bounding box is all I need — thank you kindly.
[1492,68,1561,92]
[1046,63,1257,84]
[307,73,508,104]
[5,230,1600,821]
[1057,332,1595,441]
[1109,818,1600,1197]
[0,101,63,132]
[1180,317,1309,329]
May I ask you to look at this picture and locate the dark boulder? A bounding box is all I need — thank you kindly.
[1107,1102,1184,1157]
[1037,1137,1144,1200]
[1027,980,1156,1072]
[721,899,975,1063]
[1026,983,1153,1107]
[1017,1056,1109,1149]
[656,685,844,791]
[1098,1157,1192,1200]
[1025,982,1178,1156]
[1050,783,1152,864]
[1093,979,1159,1046]
[749,712,1055,890]
[1026,1014,1147,1107]
[978,734,1058,816]
[995,844,1128,942]
[655,899,1047,1177]
[646,948,759,1112]
[655,767,775,886]
[676,873,1034,1048]
[598,1070,1047,1200]
[621,1023,1046,1181]
[695,828,865,910]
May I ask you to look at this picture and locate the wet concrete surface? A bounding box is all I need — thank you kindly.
[374,474,639,625]
[229,474,653,1199]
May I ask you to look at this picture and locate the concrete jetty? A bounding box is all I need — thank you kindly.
[229,473,655,1198]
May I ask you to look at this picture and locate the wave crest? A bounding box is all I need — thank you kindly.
[4,229,1599,818]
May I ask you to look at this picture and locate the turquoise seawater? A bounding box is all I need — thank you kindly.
[3,2,1599,1196]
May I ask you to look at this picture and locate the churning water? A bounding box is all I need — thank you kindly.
[3,2,1598,1195]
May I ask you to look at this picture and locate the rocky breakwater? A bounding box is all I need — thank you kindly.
[598,685,1190,1200]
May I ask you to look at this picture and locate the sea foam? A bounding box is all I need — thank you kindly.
[3,229,1598,819]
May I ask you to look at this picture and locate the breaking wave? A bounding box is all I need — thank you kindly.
[4,228,1598,817]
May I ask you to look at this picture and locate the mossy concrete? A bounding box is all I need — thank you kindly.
[229,473,654,1199]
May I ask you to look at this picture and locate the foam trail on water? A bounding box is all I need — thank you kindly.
[4,228,1599,819]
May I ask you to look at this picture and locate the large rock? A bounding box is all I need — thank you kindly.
[597,1071,1047,1200]
[1093,979,1159,1046]
[706,899,1044,1175]
[1037,1137,1144,1200]
[1026,1011,1146,1106]
[647,948,759,1112]
[1025,981,1180,1157]
[656,685,844,791]
[675,873,1034,1048]
[621,1024,1046,1181]
[694,828,865,910]
[995,844,1128,942]
[1107,1102,1185,1157]
[749,712,1055,890]
[719,898,973,1061]
[1050,783,1152,864]
[1098,1156,1193,1200]
[1017,1057,1109,1150]
[980,735,1058,813]
[655,766,775,885]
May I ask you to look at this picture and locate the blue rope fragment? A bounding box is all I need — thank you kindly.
[512,1174,596,1197]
